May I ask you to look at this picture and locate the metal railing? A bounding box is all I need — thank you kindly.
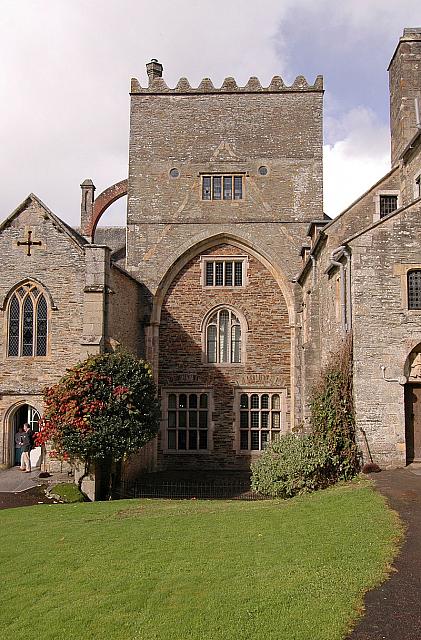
[116,478,267,501]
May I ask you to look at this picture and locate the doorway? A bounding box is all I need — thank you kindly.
[405,384,421,463]
[13,404,41,467]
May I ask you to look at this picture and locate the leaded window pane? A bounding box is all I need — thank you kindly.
[189,394,198,409]
[223,176,232,199]
[251,394,259,409]
[22,296,34,356]
[212,176,222,200]
[215,262,223,286]
[200,393,208,409]
[231,323,241,363]
[251,431,260,450]
[408,270,421,310]
[225,262,233,286]
[168,430,176,449]
[240,394,248,409]
[207,324,217,363]
[178,430,187,449]
[199,430,208,449]
[240,412,249,428]
[219,310,229,362]
[234,176,242,200]
[178,394,187,409]
[234,262,243,286]
[188,430,197,450]
[206,262,214,286]
[199,411,208,428]
[178,411,187,428]
[168,394,176,409]
[272,394,280,410]
[189,411,198,428]
[261,394,269,409]
[251,412,259,428]
[202,176,211,200]
[240,430,249,450]
[36,295,48,356]
[8,294,20,356]
[272,412,280,428]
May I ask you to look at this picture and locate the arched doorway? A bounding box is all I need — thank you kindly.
[405,345,421,463]
[12,404,42,468]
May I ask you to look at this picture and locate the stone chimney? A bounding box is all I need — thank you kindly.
[146,59,163,84]
[80,178,95,238]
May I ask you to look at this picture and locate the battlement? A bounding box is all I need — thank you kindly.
[130,74,323,95]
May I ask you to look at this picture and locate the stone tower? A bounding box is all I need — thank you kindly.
[389,27,421,167]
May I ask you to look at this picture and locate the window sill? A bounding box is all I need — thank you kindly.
[161,449,212,455]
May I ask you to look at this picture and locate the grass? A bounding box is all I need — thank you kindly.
[49,482,86,503]
[0,480,400,640]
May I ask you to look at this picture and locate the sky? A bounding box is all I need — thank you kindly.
[0,0,420,227]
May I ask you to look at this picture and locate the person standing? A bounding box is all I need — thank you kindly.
[19,424,31,473]
[14,426,24,466]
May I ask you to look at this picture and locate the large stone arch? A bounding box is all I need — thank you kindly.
[151,232,296,326]
[90,179,128,239]
[147,233,300,430]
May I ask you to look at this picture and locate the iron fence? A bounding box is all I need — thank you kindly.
[116,479,267,501]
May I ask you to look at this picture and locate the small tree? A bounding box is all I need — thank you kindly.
[36,351,160,497]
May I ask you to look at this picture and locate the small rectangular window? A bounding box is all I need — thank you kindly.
[201,175,243,200]
[408,270,421,310]
[202,258,246,288]
[379,195,398,218]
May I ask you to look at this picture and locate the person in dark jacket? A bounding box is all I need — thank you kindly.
[19,424,32,472]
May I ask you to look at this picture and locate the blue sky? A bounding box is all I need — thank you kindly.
[0,0,420,225]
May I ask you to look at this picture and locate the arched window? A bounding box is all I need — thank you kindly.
[408,270,421,310]
[205,308,242,363]
[7,283,49,357]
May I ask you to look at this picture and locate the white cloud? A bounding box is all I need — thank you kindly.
[323,107,390,217]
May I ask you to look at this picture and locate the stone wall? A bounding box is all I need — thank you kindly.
[0,197,86,466]
[349,200,421,466]
[157,243,291,470]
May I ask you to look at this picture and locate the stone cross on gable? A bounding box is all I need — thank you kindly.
[17,229,42,256]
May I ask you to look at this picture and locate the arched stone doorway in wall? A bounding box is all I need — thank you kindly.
[404,345,421,463]
[10,404,42,468]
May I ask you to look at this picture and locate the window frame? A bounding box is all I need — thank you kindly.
[373,190,400,221]
[201,174,244,201]
[161,389,214,454]
[201,305,247,366]
[200,255,248,289]
[6,282,50,358]
[408,269,421,310]
[234,389,288,453]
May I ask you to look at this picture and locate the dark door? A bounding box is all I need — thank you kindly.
[405,384,421,463]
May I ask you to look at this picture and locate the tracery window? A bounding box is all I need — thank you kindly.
[205,308,242,364]
[408,270,421,310]
[7,283,49,357]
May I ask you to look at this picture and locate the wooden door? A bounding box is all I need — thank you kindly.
[405,384,421,462]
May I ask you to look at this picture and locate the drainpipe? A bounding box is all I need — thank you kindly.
[330,248,346,333]
[343,247,352,331]
[415,97,421,130]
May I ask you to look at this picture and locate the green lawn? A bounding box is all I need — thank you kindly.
[0,481,400,640]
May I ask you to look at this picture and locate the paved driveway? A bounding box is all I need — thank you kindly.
[347,467,421,640]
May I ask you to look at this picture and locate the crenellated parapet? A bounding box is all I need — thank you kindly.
[130,74,323,95]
